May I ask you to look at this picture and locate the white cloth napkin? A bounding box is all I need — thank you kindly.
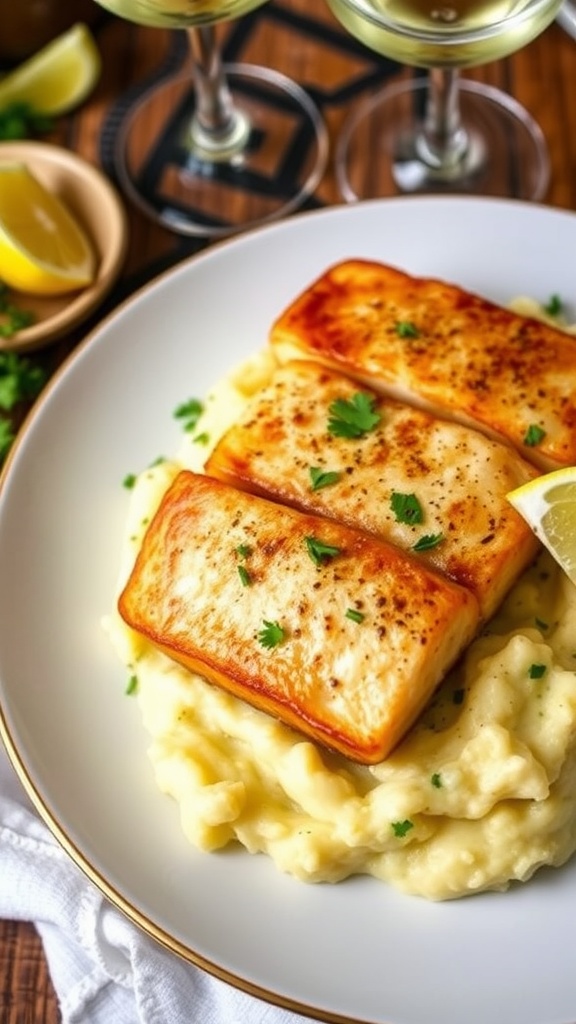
[0,741,312,1024]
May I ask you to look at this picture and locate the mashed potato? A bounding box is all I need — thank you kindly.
[106,338,576,901]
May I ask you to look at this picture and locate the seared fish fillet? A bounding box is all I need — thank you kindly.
[118,471,479,764]
[205,360,540,620]
[269,259,576,471]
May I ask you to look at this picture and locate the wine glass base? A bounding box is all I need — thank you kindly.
[115,63,329,238]
[336,77,550,202]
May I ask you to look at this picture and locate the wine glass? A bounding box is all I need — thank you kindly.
[91,1,329,238]
[326,0,563,201]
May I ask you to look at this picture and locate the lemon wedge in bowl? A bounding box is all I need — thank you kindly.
[0,162,96,296]
[0,23,101,116]
[507,467,576,585]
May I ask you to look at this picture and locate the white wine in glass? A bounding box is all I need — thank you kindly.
[326,0,563,199]
[93,0,329,237]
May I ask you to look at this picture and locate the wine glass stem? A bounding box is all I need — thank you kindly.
[416,68,469,172]
[185,25,251,160]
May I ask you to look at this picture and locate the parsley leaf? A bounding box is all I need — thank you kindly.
[174,397,204,432]
[0,350,46,412]
[431,773,443,789]
[345,607,365,624]
[258,619,285,649]
[543,294,563,317]
[413,532,443,552]
[391,819,414,838]
[0,418,14,461]
[523,423,546,447]
[529,663,547,679]
[390,491,423,525]
[305,535,342,567]
[125,674,138,695]
[327,392,381,439]
[395,320,420,339]
[123,473,137,489]
[237,565,251,587]
[309,465,341,491]
[0,102,53,140]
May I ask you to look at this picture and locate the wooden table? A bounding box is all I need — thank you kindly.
[1,2,576,1019]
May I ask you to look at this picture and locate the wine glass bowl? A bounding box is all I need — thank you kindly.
[327,0,563,200]
[93,0,329,237]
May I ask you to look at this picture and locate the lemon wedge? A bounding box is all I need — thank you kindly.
[0,24,101,116]
[507,467,576,585]
[0,163,96,296]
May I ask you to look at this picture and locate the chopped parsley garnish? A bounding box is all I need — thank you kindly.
[305,535,342,567]
[543,294,563,317]
[123,473,137,489]
[237,565,251,587]
[0,418,14,461]
[0,102,53,140]
[173,397,204,432]
[529,663,547,679]
[192,431,210,445]
[0,350,46,411]
[327,392,381,439]
[395,320,420,339]
[345,607,365,624]
[390,491,424,525]
[523,423,546,447]
[125,675,138,695]
[237,543,252,558]
[413,532,443,552]
[309,465,341,491]
[258,619,285,649]
[391,819,414,838]
[431,772,443,789]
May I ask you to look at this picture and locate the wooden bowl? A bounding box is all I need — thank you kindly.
[0,141,128,353]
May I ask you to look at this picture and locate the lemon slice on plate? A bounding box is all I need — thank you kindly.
[508,467,576,585]
[0,163,96,295]
[0,23,101,116]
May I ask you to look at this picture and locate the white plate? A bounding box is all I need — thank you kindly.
[1,196,576,1024]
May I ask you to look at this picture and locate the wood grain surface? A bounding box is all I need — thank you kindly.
[1,2,576,1020]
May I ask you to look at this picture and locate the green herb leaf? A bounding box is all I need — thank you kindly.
[413,532,444,552]
[309,465,341,491]
[236,543,252,559]
[543,294,563,317]
[237,565,251,587]
[345,607,365,624]
[258,619,285,649]
[0,102,54,141]
[395,320,420,339]
[123,473,137,489]
[431,772,443,789]
[529,663,547,679]
[0,417,15,461]
[390,491,423,525]
[0,351,46,412]
[125,675,138,695]
[327,392,381,439]
[523,423,546,447]
[391,819,414,838]
[305,535,342,567]
[174,397,204,432]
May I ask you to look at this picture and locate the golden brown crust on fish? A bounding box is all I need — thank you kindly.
[269,259,576,471]
[205,360,540,620]
[118,471,479,764]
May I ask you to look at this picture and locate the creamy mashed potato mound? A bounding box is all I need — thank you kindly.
[106,331,576,901]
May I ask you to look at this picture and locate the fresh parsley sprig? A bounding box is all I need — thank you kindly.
[305,536,342,567]
[309,465,341,491]
[390,491,423,525]
[327,392,381,439]
[258,619,285,649]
